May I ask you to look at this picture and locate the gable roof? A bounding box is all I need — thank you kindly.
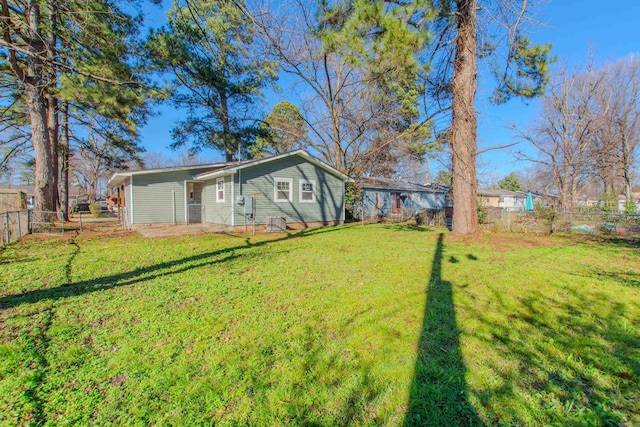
[361,177,447,193]
[478,188,527,198]
[194,150,351,182]
[107,161,229,187]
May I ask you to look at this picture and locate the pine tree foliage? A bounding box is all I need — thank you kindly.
[252,101,309,157]
[0,0,157,212]
[498,172,522,191]
[148,0,277,161]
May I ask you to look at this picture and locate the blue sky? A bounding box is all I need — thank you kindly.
[138,0,640,182]
[476,0,640,182]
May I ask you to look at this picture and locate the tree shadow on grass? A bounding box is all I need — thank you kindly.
[559,233,640,249]
[0,226,343,311]
[404,233,483,426]
[382,224,436,233]
[464,286,640,425]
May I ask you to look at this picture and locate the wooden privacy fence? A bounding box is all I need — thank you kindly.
[1,210,29,247]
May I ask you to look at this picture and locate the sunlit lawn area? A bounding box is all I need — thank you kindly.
[1,224,639,426]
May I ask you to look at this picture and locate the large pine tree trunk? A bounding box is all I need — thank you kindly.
[450,0,479,234]
[25,0,57,215]
[59,101,70,220]
[46,0,59,216]
[26,83,56,214]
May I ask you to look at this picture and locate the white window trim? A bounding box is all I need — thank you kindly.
[274,177,293,203]
[216,177,225,203]
[299,179,316,203]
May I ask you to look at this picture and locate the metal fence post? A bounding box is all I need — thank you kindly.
[5,212,9,245]
[17,211,21,238]
[61,215,65,238]
[79,211,83,232]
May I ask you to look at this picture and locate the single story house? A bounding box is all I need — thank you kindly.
[478,189,528,211]
[358,177,450,219]
[107,150,350,230]
[0,189,27,212]
[0,185,86,210]
[618,193,640,213]
[479,189,558,211]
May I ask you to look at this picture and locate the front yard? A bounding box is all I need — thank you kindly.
[1,224,639,426]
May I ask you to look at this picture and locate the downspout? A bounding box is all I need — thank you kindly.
[342,179,347,221]
[231,174,235,227]
[172,191,176,225]
[130,176,134,225]
[184,181,188,225]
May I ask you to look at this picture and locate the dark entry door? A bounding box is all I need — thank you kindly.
[391,192,402,214]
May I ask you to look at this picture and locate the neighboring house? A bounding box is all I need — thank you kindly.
[0,189,27,212]
[478,189,527,210]
[0,185,86,209]
[107,150,350,229]
[576,195,602,209]
[359,177,450,219]
[618,193,640,213]
[479,188,557,211]
[0,186,35,209]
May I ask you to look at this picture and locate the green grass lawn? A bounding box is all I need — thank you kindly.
[1,224,639,426]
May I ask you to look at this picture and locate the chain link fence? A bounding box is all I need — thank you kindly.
[483,209,640,236]
[1,209,122,247]
[1,210,29,247]
[29,210,65,236]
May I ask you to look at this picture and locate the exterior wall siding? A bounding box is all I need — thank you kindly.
[224,155,345,226]
[362,189,447,218]
[202,176,232,226]
[131,167,213,225]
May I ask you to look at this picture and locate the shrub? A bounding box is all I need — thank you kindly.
[345,182,363,221]
[625,199,637,214]
[534,203,558,234]
[89,203,102,218]
[477,203,488,225]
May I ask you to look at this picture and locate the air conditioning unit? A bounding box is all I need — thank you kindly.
[265,216,286,232]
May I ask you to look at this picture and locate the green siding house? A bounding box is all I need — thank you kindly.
[107,150,350,230]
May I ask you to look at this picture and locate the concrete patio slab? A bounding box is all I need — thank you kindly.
[134,223,230,238]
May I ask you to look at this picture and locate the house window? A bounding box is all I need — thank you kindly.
[274,178,292,202]
[216,178,225,202]
[299,180,316,203]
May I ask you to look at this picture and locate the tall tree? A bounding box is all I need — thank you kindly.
[0,0,154,215]
[520,57,640,212]
[251,101,309,157]
[276,0,552,233]
[595,57,640,206]
[71,132,142,203]
[245,0,432,177]
[428,0,552,233]
[518,66,604,211]
[498,172,522,191]
[148,0,276,162]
